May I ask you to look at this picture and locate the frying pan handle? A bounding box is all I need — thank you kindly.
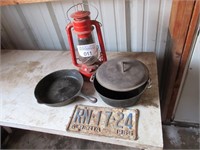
[79,93,97,103]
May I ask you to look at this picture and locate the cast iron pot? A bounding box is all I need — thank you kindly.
[92,57,150,107]
[93,77,149,107]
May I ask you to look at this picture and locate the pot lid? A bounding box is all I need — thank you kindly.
[96,57,149,92]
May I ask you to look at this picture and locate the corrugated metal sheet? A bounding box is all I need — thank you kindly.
[1,0,172,76]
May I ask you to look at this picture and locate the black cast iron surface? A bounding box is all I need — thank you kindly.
[34,69,83,107]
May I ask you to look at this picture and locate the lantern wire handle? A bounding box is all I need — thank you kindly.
[66,3,99,23]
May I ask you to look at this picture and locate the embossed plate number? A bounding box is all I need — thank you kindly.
[66,105,139,140]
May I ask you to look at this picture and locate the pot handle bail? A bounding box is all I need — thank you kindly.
[147,78,152,89]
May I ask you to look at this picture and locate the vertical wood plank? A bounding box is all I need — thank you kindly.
[129,0,144,52]
[161,0,195,121]
[87,0,106,51]
[1,25,15,49]
[114,0,127,51]
[1,14,19,49]
[47,2,67,50]
[143,0,160,52]
[20,3,62,50]
[50,1,72,50]
[1,6,36,49]
[99,0,117,51]
[155,0,172,78]
[15,5,39,49]
[20,3,52,49]
[167,0,199,121]
[38,3,62,49]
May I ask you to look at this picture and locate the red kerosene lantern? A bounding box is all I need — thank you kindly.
[66,3,107,78]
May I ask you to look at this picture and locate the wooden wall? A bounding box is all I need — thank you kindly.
[1,0,173,79]
[161,0,199,122]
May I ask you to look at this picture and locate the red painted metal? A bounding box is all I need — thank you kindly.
[70,11,90,19]
[70,11,92,39]
[79,64,99,78]
[66,9,107,78]
[66,23,80,67]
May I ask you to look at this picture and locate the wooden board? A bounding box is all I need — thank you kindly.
[167,0,200,120]
[0,0,60,6]
[143,0,160,52]
[1,0,173,81]
[161,0,198,121]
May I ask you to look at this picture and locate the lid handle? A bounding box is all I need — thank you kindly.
[121,61,130,72]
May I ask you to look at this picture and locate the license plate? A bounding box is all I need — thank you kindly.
[66,105,139,140]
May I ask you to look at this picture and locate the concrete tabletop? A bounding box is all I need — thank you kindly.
[0,50,163,149]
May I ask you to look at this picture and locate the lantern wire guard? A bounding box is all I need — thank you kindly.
[66,3,99,22]
[66,3,107,78]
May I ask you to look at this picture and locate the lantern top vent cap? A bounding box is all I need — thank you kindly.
[70,11,90,19]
